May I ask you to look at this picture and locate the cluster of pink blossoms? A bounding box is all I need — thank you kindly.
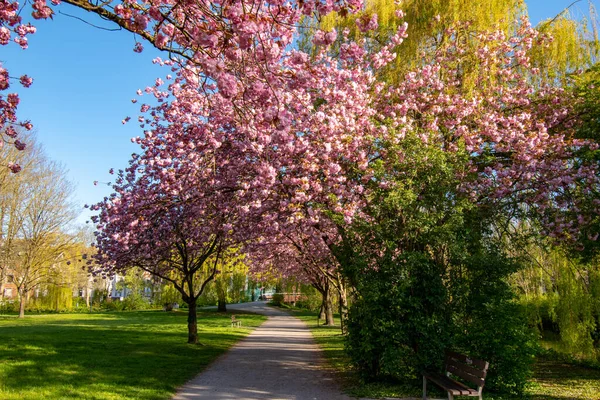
[2,0,598,277]
[1,0,363,172]
[374,18,599,244]
[96,8,599,282]
[0,0,38,171]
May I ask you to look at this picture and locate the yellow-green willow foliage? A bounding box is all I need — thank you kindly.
[306,0,524,86]
[530,5,599,86]
[209,250,249,309]
[307,0,598,87]
[513,247,600,362]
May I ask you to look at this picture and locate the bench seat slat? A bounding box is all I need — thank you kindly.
[423,372,478,396]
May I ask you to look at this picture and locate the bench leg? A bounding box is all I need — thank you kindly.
[447,393,454,400]
[422,376,427,400]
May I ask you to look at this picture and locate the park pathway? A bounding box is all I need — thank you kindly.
[172,301,354,400]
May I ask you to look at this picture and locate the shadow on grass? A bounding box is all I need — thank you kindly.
[0,310,266,400]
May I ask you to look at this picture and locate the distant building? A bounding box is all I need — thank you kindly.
[1,270,18,300]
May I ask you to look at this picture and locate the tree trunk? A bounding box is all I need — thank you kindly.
[187,298,198,344]
[338,278,348,334]
[318,302,326,320]
[324,289,335,326]
[18,288,25,318]
[217,282,227,312]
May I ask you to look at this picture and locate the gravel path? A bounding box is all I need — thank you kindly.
[172,301,353,400]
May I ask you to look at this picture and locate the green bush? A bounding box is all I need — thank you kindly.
[103,300,125,312]
[450,249,536,395]
[345,247,535,395]
[296,286,323,311]
[123,293,150,310]
[0,301,16,314]
[271,293,285,306]
[346,252,450,381]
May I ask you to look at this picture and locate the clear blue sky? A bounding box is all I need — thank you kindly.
[2,0,598,227]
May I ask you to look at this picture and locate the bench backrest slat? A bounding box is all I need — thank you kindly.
[446,358,487,379]
[445,351,489,388]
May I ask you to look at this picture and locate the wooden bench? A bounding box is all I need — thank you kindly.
[423,351,489,400]
[230,315,242,328]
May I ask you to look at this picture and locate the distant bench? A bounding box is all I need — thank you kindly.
[230,315,242,328]
[423,351,489,400]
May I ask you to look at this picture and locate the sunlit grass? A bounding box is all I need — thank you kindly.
[0,310,266,400]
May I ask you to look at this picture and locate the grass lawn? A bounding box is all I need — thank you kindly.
[0,309,266,400]
[289,308,600,400]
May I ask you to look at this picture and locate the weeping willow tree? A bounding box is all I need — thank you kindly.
[531,1,599,86]
[513,247,600,361]
[303,0,598,88]
[210,250,248,311]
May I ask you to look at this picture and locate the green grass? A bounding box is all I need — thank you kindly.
[289,307,600,400]
[0,309,266,400]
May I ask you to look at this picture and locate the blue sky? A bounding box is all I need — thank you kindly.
[2,0,598,227]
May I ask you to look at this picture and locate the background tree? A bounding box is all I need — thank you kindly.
[0,132,42,294]
[211,250,247,312]
[12,158,78,317]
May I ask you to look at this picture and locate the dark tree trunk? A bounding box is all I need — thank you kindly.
[217,282,227,312]
[187,298,198,344]
[318,302,326,320]
[337,276,348,334]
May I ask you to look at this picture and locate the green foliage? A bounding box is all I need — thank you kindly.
[294,284,323,311]
[315,0,525,87]
[271,293,285,306]
[155,281,184,308]
[121,292,151,311]
[555,267,596,357]
[567,63,600,258]
[575,63,600,143]
[345,245,535,394]
[0,301,16,314]
[515,248,600,363]
[103,296,151,312]
[451,249,536,394]
[293,307,600,400]
[312,0,597,89]
[103,299,126,311]
[202,250,250,307]
[337,134,534,394]
[26,286,73,312]
[346,252,450,381]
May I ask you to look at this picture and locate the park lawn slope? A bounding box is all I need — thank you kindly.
[0,310,266,400]
[291,309,600,400]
